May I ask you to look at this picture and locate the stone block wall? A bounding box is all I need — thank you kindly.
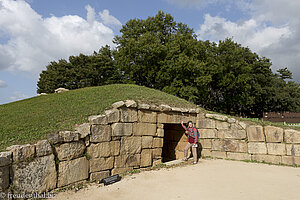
[1,100,300,196]
[198,113,300,166]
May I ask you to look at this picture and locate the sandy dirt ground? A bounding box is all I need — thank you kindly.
[55,159,300,200]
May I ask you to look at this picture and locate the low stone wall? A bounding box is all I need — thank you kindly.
[198,114,300,166]
[0,100,300,197]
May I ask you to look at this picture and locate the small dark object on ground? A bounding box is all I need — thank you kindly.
[100,175,121,186]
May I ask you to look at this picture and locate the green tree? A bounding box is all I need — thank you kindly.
[37,45,121,93]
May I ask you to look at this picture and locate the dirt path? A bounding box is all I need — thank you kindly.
[55,159,300,200]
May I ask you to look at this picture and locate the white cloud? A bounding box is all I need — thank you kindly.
[99,9,122,27]
[0,80,7,88]
[196,0,300,82]
[0,0,119,74]
[8,91,29,102]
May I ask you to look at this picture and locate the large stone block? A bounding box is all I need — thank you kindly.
[237,121,247,129]
[111,167,134,175]
[199,139,212,149]
[90,125,111,142]
[142,136,153,148]
[196,119,215,129]
[157,113,174,123]
[200,149,212,157]
[152,148,162,159]
[153,138,164,148]
[110,141,120,156]
[286,144,300,156]
[56,141,86,161]
[59,131,80,142]
[264,126,283,143]
[12,154,57,193]
[247,125,264,142]
[112,101,125,109]
[215,121,230,130]
[267,143,286,155]
[217,129,247,139]
[138,110,157,123]
[227,152,251,160]
[89,157,114,173]
[284,129,300,143]
[251,154,281,164]
[0,166,9,192]
[125,100,137,108]
[8,144,35,163]
[35,140,52,157]
[248,142,267,154]
[281,156,300,165]
[212,139,247,152]
[133,123,156,136]
[58,157,89,187]
[75,123,91,138]
[199,129,218,139]
[205,113,228,121]
[120,108,137,122]
[90,170,110,182]
[114,154,140,168]
[120,137,142,155]
[105,109,120,123]
[0,151,12,167]
[87,142,111,158]
[88,114,107,125]
[140,149,152,167]
[111,123,132,137]
[211,151,226,159]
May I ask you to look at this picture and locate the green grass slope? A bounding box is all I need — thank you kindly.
[0,84,196,151]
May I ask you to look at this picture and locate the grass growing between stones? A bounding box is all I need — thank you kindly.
[0,84,196,151]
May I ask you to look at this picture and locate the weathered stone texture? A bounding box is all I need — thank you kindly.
[0,151,12,167]
[142,136,153,149]
[138,110,157,123]
[120,108,137,122]
[251,154,281,164]
[215,121,230,130]
[212,139,247,152]
[58,157,89,187]
[153,138,164,148]
[152,148,162,159]
[227,152,251,160]
[281,156,300,165]
[211,151,226,159]
[284,129,300,143]
[89,157,114,173]
[111,167,134,175]
[8,144,35,163]
[248,142,267,154]
[217,129,246,139]
[0,166,9,192]
[199,129,218,139]
[88,114,107,125]
[112,101,125,109]
[196,119,215,129]
[56,141,86,161]
[125,100,137,108]
[35,140,52,157]
[266,143,286,155]
[90,170,110,182]
[75,123,91,138]
[114,154,140,168]
[157,128,164,137]
[133,123,156,136]
[140,149,152,167]
[112,123,132,137]
[87,142,111,158]
[199,139,212,149]
[286,144,300,156]
[59,131,80,142]
[205,113,228,121]
[12,154,57,193]
[247,126,264,142]
[120,137,142,155]
[264,126,283,143]
[105,109,120,123]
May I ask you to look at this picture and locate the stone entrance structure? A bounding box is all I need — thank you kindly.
[1,99,300,198]
[162,124,186,162]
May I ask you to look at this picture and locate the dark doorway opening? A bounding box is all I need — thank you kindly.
[162,124,187,162]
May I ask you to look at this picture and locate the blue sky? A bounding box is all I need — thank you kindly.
[0,0,299,105]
